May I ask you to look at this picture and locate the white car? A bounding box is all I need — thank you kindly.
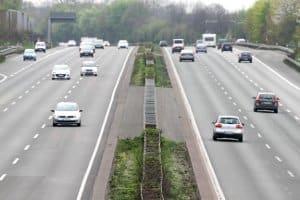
[67,40,77,46]
[212,115,244,142]
[35,41,46,53]
[117,40,129,49]
[51,102,82,126]
[179,49,194,62]
[94,39,104,49]
[81,60,98,76]
[103,41,110,46]
[52,64,71,80]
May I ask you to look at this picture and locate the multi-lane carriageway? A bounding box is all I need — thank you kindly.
[0,45,299,200]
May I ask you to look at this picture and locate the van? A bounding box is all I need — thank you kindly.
[172,38,184,53]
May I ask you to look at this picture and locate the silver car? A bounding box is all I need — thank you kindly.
[52,64,70,80]
[81,60,98,76]
[51,102,82,126]
[212,115,244,142]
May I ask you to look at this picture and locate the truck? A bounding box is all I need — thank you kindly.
[202,33,216,48]
[172,38,184,53]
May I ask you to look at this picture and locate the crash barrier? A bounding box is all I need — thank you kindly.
[283,57,300,72]
[0,46,24,56]
[234,42,294,56]
[144,78,157,128]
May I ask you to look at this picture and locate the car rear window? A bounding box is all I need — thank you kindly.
[219,118,239,124]
[259,94,274,100]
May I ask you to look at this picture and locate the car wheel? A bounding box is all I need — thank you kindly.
[253,108,257,112]
[53,122,57,127]
[213,135,217,141]
[238,136,243,142]
[250,60,252,63]
[192,59,194,62]
[52,78,55,80]
[95,74,98,76]
[238,60,241,63]
[77,122,81,127]
[274,108,278,113]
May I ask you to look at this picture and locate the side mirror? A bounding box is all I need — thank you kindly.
[50,109,54,112]
[212,121,216,124]
[252,97,256,99]
[79,110,83,112]
[96,65,100,68]
[242,123,245,126]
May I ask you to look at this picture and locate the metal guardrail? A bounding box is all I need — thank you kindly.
[0,46,23,56]
[234,42,295,55]
[284,57,300,71]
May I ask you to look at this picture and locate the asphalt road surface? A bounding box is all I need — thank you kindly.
[0,46,132,199]
[166,46,300,200]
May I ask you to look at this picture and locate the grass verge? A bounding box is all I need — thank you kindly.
[109,136,144,200]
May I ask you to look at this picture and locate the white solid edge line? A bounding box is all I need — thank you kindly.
[76,48,133,200]
[254,56,300,91]
[165,48,225,200]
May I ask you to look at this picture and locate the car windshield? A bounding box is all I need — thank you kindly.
[53,65,69,70]
[218,117,239,124]
[82,61,96,67]
[174,40,183,44]
[25,49,34,53]
[242,52,250,56]
[56,103,78,111]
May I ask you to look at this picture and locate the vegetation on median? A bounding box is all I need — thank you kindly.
[131,43,171,88]
[109,130,198,200]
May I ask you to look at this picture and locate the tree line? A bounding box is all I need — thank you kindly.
[3,0,300,54]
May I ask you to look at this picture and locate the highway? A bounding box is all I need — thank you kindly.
[166,47,300,200]
[0,46,132,199]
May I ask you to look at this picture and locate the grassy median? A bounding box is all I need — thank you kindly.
[131,43,171,87]
[109,133,198,200]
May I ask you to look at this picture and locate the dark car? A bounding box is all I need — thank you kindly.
[238,52,252,63]
[221,43,232,52]
[159,40,168,47]
[217,39,227,49]
[253,92,279,113]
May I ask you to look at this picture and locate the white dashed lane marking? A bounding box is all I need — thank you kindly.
[33,134,39,139]
[287,170,295,178]
[257,133,262,138]
[41,124,46,129]
[275,156,282,162]
[265,144,271,149]
[24,145,30,151]
[3,108,8,112]
[18,96,23,99]
[12,158,19,165]
[0,174,7,181]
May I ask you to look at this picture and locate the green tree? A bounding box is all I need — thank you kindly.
[0,0,22,10]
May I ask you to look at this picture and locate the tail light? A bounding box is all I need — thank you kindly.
[255,97,260,105]
[215,123,222,128]
[236,124,243,129]
[274,97,278,104]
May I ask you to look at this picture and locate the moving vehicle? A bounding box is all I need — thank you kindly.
[217,38,227,49]
[35,41,46,53]
[52,64,71,80]
[117,40,129,49]
[253,92,279,113]
[212,115,244,142]
[195,43,207,53]
[202,33,216,47]
[23,49,36,61]
[179,49,194,62]
[51,102,82,126]
[221,43,233,52]
[80,44,94,57]
[103,41,110,46]
[238,52,252,63]
[94,39,104,49]
[172,38,184,53]
[159,40,168,47]
[67,40,77,46]
[81,60,98,76]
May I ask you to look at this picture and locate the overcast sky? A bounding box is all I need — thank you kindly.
[25,0,257,12]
